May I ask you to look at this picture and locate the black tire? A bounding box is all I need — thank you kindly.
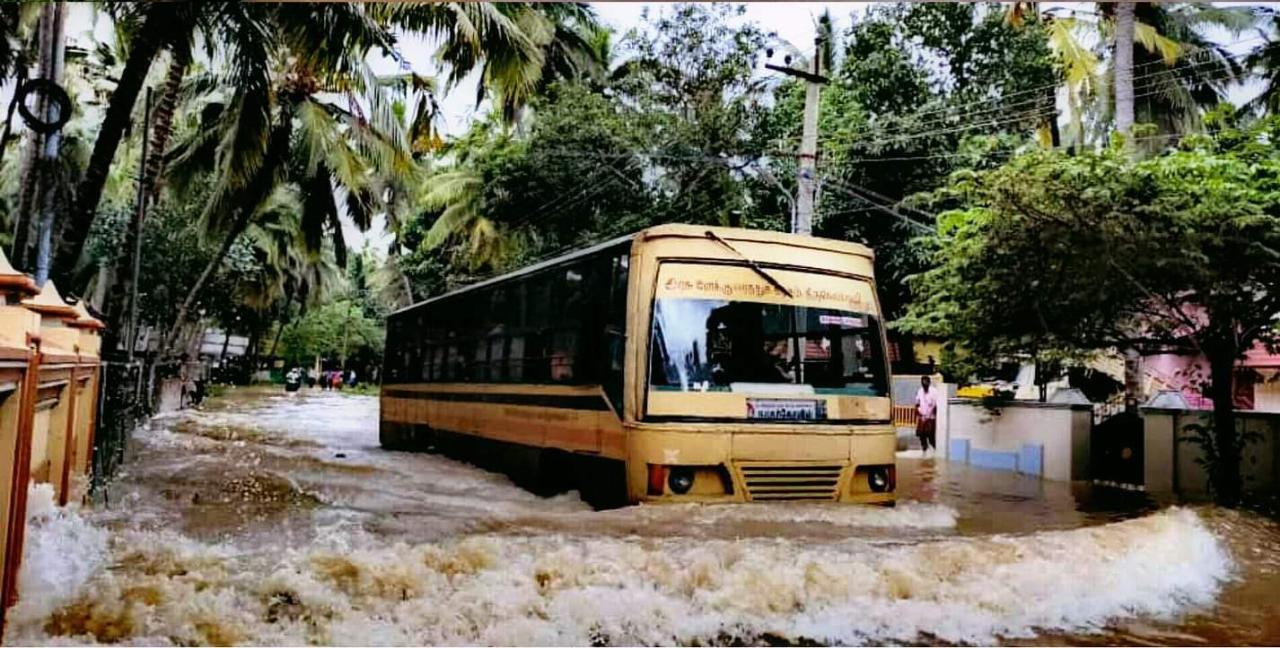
[16,78,71,135]
[574,455,629,510]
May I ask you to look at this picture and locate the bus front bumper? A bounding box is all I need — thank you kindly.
[626,426,897,504]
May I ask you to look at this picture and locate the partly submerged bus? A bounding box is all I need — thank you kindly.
[380,224,895,507]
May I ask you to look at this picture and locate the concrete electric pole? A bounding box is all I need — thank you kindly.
[766,38,828,236]
[32,2,67,286]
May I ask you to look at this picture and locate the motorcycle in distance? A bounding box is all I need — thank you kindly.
[284,368,303,393]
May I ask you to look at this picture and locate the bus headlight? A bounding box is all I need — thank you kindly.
[867,466,894,493]
[668,467,695,494]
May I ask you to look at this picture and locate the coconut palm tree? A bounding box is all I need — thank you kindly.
[159,59,414,356]
[54,2,204,281]
[372,3,603,123]
[0,2,39,169]
[418,166,499,268]
[141,45,190,205]
[237,188,342,357]
[1011,3,1256,147]
[1245,9,1280,115]
[1114,3,1138,134]
[55,3,602,283]
[1128,4,1255,138]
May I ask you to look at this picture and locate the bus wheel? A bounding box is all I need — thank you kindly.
[379,422,409,450]
[506,447,561,497]
[411,425,436,451]
[574,455,628,510]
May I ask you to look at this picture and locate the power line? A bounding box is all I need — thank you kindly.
[536,41,1259,172]
[537,149,763,166]
[778,131,1190,166]
[513,171,623,228]
[823,176,939,222]
[770,58,1246,157]
[772,36,1264,146]
[818,175,937,234]
[785,106,1061,151]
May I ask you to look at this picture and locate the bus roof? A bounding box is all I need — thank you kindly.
[391,225,875,316]
[640,224,874,258]
[390,232,635,316]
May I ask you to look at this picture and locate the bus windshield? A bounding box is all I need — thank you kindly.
[649,298,888,397]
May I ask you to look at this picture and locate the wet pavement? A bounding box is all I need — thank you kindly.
[8,386,1280,645]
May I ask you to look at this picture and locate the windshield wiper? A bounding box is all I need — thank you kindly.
[703,230,794,298]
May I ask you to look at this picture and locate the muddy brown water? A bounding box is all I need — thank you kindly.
[8,386,1279,645]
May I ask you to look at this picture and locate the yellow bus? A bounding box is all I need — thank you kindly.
[380,224,896,507]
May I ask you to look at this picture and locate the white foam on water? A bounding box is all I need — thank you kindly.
[7,484,109,631]
[614,499,959,530]
[9,506,1233,646]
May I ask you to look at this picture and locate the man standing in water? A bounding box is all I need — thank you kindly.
[915,375,938,455]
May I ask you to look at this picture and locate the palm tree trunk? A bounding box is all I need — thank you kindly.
[161,211,251,356]
[52,4,173,283]
[161,93,299,357]
[144,46,190,205]
[1113,1,1136,136]
[268,290,295,358]
[1207,346,1242,506]
[1114,1,1139,404]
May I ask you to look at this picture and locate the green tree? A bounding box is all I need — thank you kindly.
[54,2,603,284]
[1017,3,1257,147]
[278,298,384,368]
[408,4,774,284]
[54,2,373,280]
[900,113,1280,506]
[782,3,1056,324]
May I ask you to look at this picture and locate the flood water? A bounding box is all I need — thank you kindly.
[8,386,1280,645]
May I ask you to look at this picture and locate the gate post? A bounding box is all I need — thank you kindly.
[65,301,103,504]
[21,281,80,507]
[0,250,40,633]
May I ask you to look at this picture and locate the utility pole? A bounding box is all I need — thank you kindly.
[126,87,153,360]
[766,38,828,236]
[32,1,66,286]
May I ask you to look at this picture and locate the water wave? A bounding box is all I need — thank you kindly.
[8,485,109,631]
[8,506,1231,646]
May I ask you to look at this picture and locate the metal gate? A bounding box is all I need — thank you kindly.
[1091,410,1145,488]
[92,360,146,495]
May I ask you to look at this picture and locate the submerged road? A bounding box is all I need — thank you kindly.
[8,386,1280,645]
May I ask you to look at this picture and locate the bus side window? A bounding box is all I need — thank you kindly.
[603,254,628,409]
[508,335,525,381]
[421,344,434,383]
[470,338,487,382]
[525,332,551,382]
[488,333,506,382]
[446,343,462,381]
[550,329,577,383]
[424,340,435,381]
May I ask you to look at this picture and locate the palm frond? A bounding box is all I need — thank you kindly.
[271,3,391,81]
[1134,22,1182,65]
[299,164,346,267]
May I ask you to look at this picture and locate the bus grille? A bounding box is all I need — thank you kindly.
[737,464,844,501]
